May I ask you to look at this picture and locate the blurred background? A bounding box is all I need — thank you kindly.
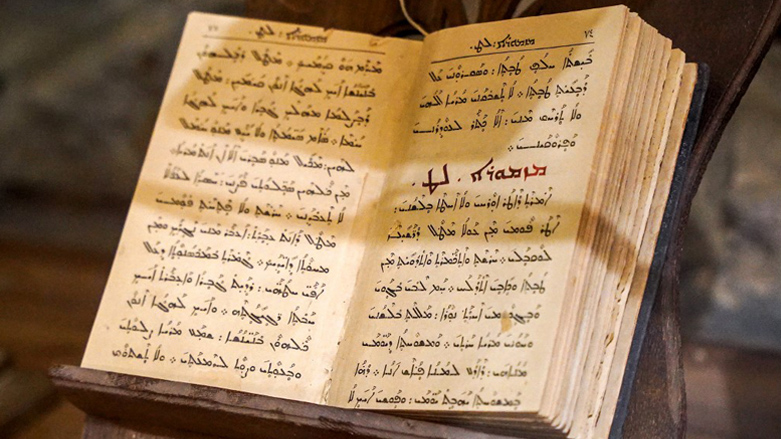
[0,1,779,438]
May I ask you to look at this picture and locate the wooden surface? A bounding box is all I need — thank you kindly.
[47,345,781,439]
[52,365,515,439]
[49,1,781,438]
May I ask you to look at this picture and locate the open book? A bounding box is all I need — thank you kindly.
[82,6,701,438]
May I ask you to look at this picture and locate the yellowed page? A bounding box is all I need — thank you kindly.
[592,62,697,439]
[81,12,420,404]
[329,6,629,412]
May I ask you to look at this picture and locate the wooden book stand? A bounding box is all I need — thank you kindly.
[51,1,781,437]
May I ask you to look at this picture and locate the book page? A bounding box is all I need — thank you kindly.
[330,6,629,412]
[81,12,420,404]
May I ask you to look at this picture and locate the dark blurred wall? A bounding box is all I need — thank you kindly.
[680,41,781,352]
[0,0,244,254]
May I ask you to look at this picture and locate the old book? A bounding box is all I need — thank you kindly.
[81,6,702,438]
